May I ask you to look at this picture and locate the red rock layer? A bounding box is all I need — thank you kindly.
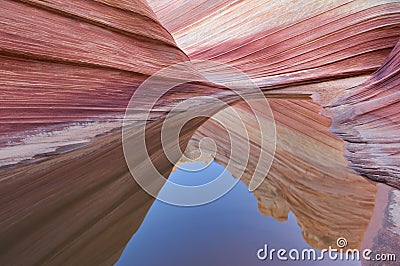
[1,0,399,185]
[0,0,188,141]
[328,40,400,188]
[149,0,400,90]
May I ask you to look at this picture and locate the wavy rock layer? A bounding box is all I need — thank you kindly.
[329,40,400,188]
[1,0,399,184]
[149,0,400,89]
[0,0,188,141]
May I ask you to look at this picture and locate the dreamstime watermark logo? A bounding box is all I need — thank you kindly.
[122,60,276,206]
[336,237,347,248]
[257,237,397,262]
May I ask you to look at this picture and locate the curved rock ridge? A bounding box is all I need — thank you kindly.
[328,39,400,188]
[185,99,377,250]
[0,0,231,168]
[0,0,189,141]
[149,0,400,90]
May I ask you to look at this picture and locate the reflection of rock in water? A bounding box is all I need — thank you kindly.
[0,133,154,265]
[0,116,203,265]
[256,186,290,222]
[186,98,377,250]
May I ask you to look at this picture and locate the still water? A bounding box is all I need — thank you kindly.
[116,161,359,266]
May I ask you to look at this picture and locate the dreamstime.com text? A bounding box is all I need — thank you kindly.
[257,237,396,262]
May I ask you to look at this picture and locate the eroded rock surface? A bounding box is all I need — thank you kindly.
[329,40,400,188]
[1,0,399,185]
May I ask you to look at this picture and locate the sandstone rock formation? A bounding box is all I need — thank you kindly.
[0,0,187,141]
[149,0,399,90]
[0,0,399,264]
[1,0,399,184]
[329,39,400,188]
[2,0,399,182]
